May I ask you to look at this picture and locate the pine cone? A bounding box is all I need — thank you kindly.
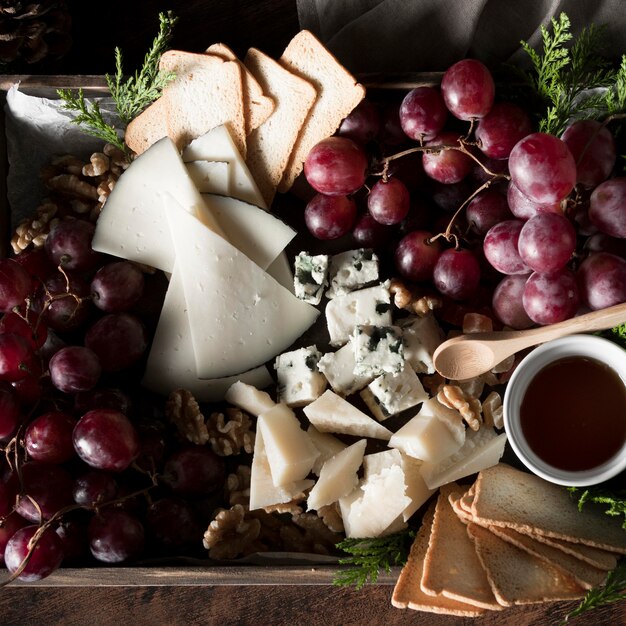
[0,0,72,66]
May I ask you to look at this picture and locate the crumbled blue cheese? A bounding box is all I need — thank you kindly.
[326,248,379,299]
[398,313,444,374]
[360,363,428,421]
[353,324,404,377]
[325,282,392,347]
[318,341,375,397]
[274,345,327,407]
[293,252,329,305]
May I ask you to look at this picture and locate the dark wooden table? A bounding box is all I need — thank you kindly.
[0,2,625,624]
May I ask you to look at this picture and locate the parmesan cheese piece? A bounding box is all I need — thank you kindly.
[224,381,276,417]
[307,426,347,475]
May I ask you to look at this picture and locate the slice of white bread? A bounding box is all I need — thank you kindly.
[158,50,247,157]
[243,47,317,207]
[392,503,486,617]
[206,43,274,134]
[277,30,366,192]
[124,95,169,155]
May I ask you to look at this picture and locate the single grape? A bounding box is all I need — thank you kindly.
[584,232,626,258]
[145,497,202,552]
[38,328,66,367]
[0,259,33,313]
[337,99,381,145]
[73,470,118,507]
[55,514,90,564]
[304,193,357,240]
[523,269,580,325]
[492,275,534,330]
[161,444,226,497]
[466,188,513,235]
[506,181,561,220]
[475,102,533,159]
[394,230,442,282]
[429,179,473,213]
[0,333,39,382]
[15,462,74,522]
[589,178,626,238]
[399,86,448,141]
[304,136,368,196]
[517,213,577,274]
[351,212,392,248]
[0,381,20,439]
[509,132,576,204]
[49,346,102,394]
[24,410,76,464]
[5,525,64,581]
[88,509,144,564]
[422,132,473,184]
[440,59,495,120]
[135,429,168,473]
[90,261,145,313]
[367,178,410,225]
[44,218,102,274]
[74,387,133,417]
[577,252,626,310]
[0,512,27,565]
[378,102,406,146]
[13,247,56,283]
[0,310,47,350]
[432,248,481,301]
[470,154,509,185]
[483,220,531,275]
[568,194,598,237]
[73,409,140,472]
[561,119,616,188]
[11,374,42,407]
[38,273,94,333]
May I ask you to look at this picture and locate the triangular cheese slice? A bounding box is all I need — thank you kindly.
[185,160,231,196]
[165,206,319,379]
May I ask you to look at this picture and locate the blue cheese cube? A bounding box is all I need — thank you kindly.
[326,248,379,298]
[293,252,329,305]
[325,282,392,347]
[274,345,327,407]
[360,364,428,421]
[353,325,404,377]
[398,313,444,374]
[318,341,375,396]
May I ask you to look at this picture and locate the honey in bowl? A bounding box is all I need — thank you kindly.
[520,355,626,472]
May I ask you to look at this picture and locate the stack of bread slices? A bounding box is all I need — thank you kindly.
[125,30,365,208]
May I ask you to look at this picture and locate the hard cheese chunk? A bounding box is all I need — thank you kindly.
[399,314,444,375]
[325,248,379,298]
[307,439,367,512]
[294,251,329,305]
[165,207,319,379]
[317,341,375,397]
[224,381,276,417]
[249,427,314,511]
[142,268,272,401]
[257,403,319,487]
[274,345,327,407]
[307,426,347,475]
[352,325,404,377]
[183,124,267,208]
[303,390,393,440]
[92,136,222,272]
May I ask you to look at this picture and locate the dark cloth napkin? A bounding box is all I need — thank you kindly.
[296,0,626,73]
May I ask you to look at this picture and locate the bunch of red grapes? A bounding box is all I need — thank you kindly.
[0,221,225,582]
[303,59,626,329]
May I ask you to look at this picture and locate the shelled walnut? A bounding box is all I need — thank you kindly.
[437,384,482,431]
[165,389,209,445]
[203,504,265,560]
[207,408,255,457]
[388,278,442,315]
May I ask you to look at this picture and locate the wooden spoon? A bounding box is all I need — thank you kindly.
[432,301,626,380]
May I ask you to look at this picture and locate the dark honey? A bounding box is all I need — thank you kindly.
[520,356,626,472]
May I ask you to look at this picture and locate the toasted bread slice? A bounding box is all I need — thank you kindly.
[124,96,169,155]
[158,50,247,157]
[206,43,274,134]
[277,30,365,192]
[243,47,317,207]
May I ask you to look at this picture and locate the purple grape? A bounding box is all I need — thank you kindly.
[44,218,102,273]
[73,470,118,506]
[0,259,33,312]
[433,248,481,301]
[422,132,473,184]
[394,230,442,282]
[352,213,392,248]
[74,387,133,416]
[38,273,94,333]
[161,445,226,497]
[440,59,495,120]
[337,99,381,145]
[15,462,74,522]
[577,252,626,310]
[90,261,145,313]
[0,311,47,350]
[475,102,533,160]
[49,346,102,394]
[589,178,626,238]
[55,515,90,564]
[466,188,513,235]
[506,181,561,220]
[146,497,203,551]
[492,275,534,330]
[88,509,144,563]
[304,194,357,240]
[367,177,410,225]
[0,512,27,565]
[399,86,448,141]
[483,220,531,275]
[24,410,76,464]
[0,333,39,382]
[5,525,64,581]
[523,269,580,325]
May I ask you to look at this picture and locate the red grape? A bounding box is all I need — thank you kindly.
[475,102,533,159]
[466,188,512,235]
[492,275,534,330]
[55,515,90,564]
[49,346,102,394]
[440,59,495,120]
[13,247,55,283]
[11,374,42,407]
[422,132,473,184]
[352,212,392,248]
[304,193,357,240]
[483,220,531,275]
[337,99,381,145]
[0,259,33,313]
[517,213,577,273]
[589,178,626,238]
[394,230,442,282]
[0,333,39,382]
[523,269,580,325]
[38,273,94,333]
[44,218,102,274]
[506,181,561,220]
[88,509,144,563]
[0,512,27,565]
[367,178,410,225]
[73,409,140,472]
[74,387,133,416]
[73,470,118,507]
[24,411,76,464]
[433,248,481,301]
[509,132,576,204]
[577,252,626,310]
[90,261,145,313]
[0,311,47,350]
[0,381,20,439]
[161,445,226,497]
[378,102,406,146]
[304,136,368,196]
[399,86,448,141]
[5,525,64,581]
[15,462,74,522]
[584,232,626,258]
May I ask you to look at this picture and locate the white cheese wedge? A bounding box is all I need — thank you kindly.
[257,403,319,487]
[307,426,347,475]
[185,160,230,195]
[419,428,507,490]
[266,252,294,293]
[400,453,436,522]
[418,397,466,446]
[339,465,411,539]
[307,439,367,512]
[165,207,319,379]
[183,125,267,209]
[303,390,393,440]
[141,269,272,401]
[363,448,402,479]
[92,136,223,272]
[224,381,276,417]
[249,427,314,511]
[202,194,295,271]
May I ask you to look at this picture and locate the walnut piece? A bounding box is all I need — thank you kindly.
[82,152,110,177]
[165,389,209,445]
[438,384,482,431]
[483,391,504,429]
[225,465,251,507]
[207,408,255,457]
[317,503,344,533]
[388,278,442,315]
[280,513,342,555]
[203,504,264,560]
[11,202,59,253]
[263,490,308,516]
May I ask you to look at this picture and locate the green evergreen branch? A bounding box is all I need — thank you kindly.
[333,530,415,590]
[568,486,626,529]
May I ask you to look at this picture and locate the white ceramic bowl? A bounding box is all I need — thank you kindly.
[503,334,626,487]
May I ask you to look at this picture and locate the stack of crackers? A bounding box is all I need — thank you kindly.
[124,30,365,208]
[392,463,626,616]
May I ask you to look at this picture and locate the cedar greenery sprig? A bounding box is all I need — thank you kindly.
[568,486,626,529]
[57,10,178,153]
[333,530,415,590]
